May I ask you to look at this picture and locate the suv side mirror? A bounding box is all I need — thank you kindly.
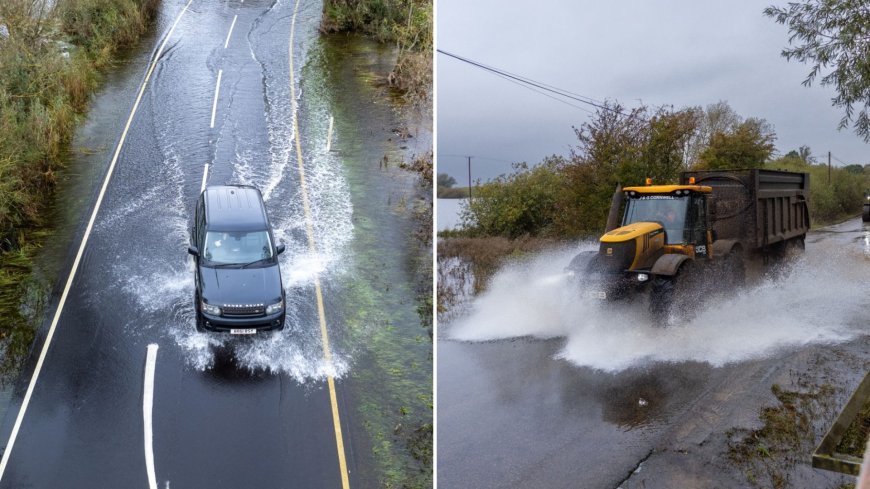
[188,246,199,257]
[276,243,286,255]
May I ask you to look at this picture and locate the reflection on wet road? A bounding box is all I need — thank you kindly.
[438,218,870,488]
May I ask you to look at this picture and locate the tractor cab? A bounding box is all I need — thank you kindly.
[621,184,712,253]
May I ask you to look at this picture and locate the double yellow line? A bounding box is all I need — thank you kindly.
[287,1,351,488]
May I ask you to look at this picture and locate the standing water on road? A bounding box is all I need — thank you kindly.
[445,233,870,372]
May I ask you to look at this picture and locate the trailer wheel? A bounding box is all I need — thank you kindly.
[723,249,745,288]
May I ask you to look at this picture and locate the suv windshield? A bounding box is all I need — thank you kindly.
[203,230,274,266]
[623,195,689,244]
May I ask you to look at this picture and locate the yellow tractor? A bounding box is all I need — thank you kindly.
[566,169,810,321]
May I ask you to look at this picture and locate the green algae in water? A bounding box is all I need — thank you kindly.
[835,395,870,458]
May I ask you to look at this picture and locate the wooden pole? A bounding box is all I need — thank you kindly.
[467,156,473,201]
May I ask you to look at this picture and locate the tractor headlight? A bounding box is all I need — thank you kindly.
[201,301,221,316]
[637,273,649,282]
[266,299,284,315]
[565,269,576,279]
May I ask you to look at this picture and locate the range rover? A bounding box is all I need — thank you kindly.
[188,185,286,333]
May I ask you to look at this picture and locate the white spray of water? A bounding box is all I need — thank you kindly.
[448,242,870,372]
[120,263,349,382]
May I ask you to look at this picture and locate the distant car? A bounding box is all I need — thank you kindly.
[188,185,286,333]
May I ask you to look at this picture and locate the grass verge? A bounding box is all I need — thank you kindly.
[728,383,841,488]
[320,0,432,107]
[0,0,160,375]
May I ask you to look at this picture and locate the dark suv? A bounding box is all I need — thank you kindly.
[188,185,286,333]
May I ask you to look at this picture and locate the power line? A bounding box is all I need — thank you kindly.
[831,154,849,166]
[438,49,643,120]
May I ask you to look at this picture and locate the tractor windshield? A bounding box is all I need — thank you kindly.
[622,195,689,244]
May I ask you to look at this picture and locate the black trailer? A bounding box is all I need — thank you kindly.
[680,169,810,255]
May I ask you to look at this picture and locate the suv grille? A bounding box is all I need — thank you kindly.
[222,304,265,317]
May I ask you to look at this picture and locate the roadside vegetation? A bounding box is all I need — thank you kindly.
[438,99,869,303]
[320,6,433,485]
[0,0,159,370]
[449,100,868,241]
[321,0,432,108]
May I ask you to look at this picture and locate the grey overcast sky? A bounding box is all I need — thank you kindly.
[436,0,870,183]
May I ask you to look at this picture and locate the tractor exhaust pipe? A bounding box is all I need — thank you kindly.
[605,184,623,232]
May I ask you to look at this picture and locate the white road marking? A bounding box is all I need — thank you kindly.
[210,69,223,129]
[0,0,193,481]
[144,344,159,489]
[200,163,209,193]
[224,14,237,49]
[326,115,334,152]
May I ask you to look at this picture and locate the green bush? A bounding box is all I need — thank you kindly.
[460,158,564,238]
[766,156,867,224]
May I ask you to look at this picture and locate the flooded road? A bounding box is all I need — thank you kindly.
[0,0,431,487]
[438,218,870,488]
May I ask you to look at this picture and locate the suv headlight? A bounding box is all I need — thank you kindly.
[266,299,284,315]
[201,301,221,316]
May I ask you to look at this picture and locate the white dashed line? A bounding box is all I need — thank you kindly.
[200,163,209,193]
[143,344,159,489]
[326,115,334,152]
[224,15,237,49]
[0,1,193,481]
[210,69,223,128]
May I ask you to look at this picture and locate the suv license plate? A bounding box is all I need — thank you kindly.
[586,290,606,300]
[230,328,257,335]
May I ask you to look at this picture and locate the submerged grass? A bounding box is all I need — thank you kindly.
[0,0,159,374]
[320,0,432,108]
[728,382,840,488]
[305,34,432,487]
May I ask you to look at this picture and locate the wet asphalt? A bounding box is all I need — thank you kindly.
[438,218,870,489]
[0,0,389,487]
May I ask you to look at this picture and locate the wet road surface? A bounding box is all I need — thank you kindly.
[438,218,870,488]
[0,0,431,487]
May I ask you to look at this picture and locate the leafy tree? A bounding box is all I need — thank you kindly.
[643,106,701,181]
[555,102,648,237]
[554,102,700,237]
[798,145,814,163]
[784,145,815,163]
[437,173,457,188]
[695,118,776,170]
[843,164,864,174]
[765,1,870,140]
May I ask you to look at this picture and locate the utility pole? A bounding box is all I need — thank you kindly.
[467,156,473,202]
[828,151,831,185]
